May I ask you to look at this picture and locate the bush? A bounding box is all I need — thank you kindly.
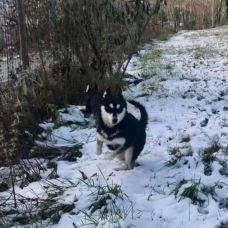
[55,0,152,87]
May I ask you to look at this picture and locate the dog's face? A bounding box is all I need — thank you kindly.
[101,88,127,127]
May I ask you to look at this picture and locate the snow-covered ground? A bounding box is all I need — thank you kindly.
[2,26,228,228]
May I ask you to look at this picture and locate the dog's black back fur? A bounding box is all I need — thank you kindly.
[82,85,102,122]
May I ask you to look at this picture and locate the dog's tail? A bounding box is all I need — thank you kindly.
[128,100,148,129]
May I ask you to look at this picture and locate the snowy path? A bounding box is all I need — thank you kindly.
[4,26,228,228]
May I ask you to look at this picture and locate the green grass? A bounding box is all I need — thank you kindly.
[0,222,11,228]
[0,201,75,227]
[89,195,111,213]
[60,144,83,162]
[222,146,228,156]
[202,140,221,163]
[137,49,162,77]
[185,146,194,157]
[0,53,4,61]
[201,185,217,198]
[180,134,191,143]
[136,82,160,98]
[194,49,207,59]
[216,222,228,228]
[202,140,221,176]
[165,146,183,167]
[164,63,174,70]
[136,92,150,98]
[0,176,78,227]
[155,31,175,41]
[53,119,90,130]
[139,49,162,65]
[168,179,216,205]
[136,39,176,80]
[169,179,188,198]
[71,167,139,228]
[179,180,201,204]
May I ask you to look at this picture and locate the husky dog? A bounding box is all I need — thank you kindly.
[95,88,148,170]
[82,84,102,123]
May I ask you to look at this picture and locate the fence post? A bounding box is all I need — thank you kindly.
[50,0,57,60]
[16,0,29,69]
[212,0,215,27]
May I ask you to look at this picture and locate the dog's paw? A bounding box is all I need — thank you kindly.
[114,164,128,171]
[114,167,126,171]
[114,163,135,171]
[95,148,102,155]
[105,152,114,160]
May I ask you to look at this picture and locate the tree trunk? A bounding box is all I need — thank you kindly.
[217,0,223,25]
[225,0,228,19]
[50,0,57,59]
[16,0,29,69]
[212,0,215,27]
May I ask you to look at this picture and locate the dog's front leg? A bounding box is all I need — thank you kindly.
[95,140,103,155]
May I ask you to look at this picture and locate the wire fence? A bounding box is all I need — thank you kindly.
[0,0,53,82]
[0,0,20,82]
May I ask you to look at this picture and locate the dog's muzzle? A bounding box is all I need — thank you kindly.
[112,117,118,124]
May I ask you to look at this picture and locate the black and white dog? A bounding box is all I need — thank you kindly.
[95,88,148,170]
[82,84,102,123]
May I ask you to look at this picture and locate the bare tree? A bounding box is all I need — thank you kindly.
[16,0,29,69]
[212,0,215,27]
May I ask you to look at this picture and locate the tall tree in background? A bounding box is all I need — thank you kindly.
[212,0,215,27]
[225,0,228,18]
[16,0,29,69]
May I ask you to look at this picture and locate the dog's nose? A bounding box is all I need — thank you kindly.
[112,118,118,124]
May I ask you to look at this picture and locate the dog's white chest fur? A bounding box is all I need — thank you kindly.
[96,132,125,145]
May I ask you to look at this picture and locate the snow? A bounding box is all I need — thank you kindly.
[3,26,228,228]
[58,106,86,123]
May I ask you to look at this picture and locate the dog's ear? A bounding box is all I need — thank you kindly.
[103,87,111,98]
[86,85,90,92]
